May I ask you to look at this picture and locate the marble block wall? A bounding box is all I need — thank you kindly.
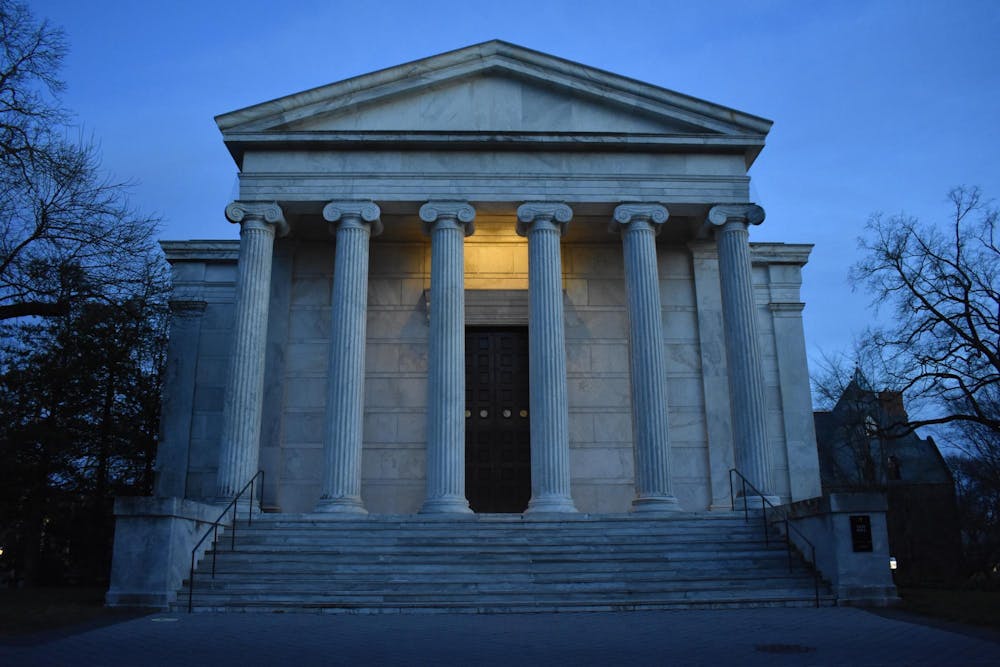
[361,239,430,514]
[164,233,817,513]
[280,239,335,512]
[182,256,236,500]
[657,249,710,510]
[562,243,633,512]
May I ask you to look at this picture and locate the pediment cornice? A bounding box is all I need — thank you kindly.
[216,41,771,166]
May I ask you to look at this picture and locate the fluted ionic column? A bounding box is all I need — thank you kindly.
[316,201,382,514]
[613,204,682,512]
[708,204,777,501]
[516,203,577,514]
[216,202,288,501]
[419,201,475,514]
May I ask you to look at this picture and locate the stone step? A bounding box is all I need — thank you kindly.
[187,553,819,576]
[184,598,832,613]
[194,557,807,576]
[242,514,764,525]
[196,561,807,581]
[179,514,825,613]
[227,529,771,543]
[237,522,773,537]
[240,520,770,534]
[236,529,776,538]
[219,536,784,553]
[205,545,790,560]
[220,530,784,544]
[249,512,760,523]
[187,573,818,593]
[182,592,826,611]
[194,572,802,589]
[183,586,824,605]
[206,557,801,576]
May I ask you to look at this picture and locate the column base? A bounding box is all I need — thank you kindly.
[212,497,261,515]
[709,503,737,512]
[734,493,782,510]
[525,494,577,514]
[631,495,683,513]
[314,496,368,515]
[419,496,473,515]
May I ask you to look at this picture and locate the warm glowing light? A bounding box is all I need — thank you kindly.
[889,557,897,570]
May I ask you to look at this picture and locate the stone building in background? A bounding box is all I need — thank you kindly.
[814,375,963,585]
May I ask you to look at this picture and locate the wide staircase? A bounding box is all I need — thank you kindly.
[177,513,834,613]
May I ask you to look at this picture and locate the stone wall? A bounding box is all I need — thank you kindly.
[162,233,817,514]
[563,241,633,512]
[155,243,238,501]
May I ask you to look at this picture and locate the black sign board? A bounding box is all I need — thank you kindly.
[850,515,873,552]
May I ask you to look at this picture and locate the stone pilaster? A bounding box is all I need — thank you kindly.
[516,203,577,514]
[688,241,736,511]
[155,299,206,498]
[708,204,776,501]
[316,201,382,514]
[419,201,475,514]
[612,204,681,512]
[216,201,288,501]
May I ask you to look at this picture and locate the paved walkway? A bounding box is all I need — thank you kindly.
[2,607,998,666]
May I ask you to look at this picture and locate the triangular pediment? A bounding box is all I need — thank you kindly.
[217,41,771,161]
[276,72,702,134]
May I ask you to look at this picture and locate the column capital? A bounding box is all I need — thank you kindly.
[707,204,765,230]
[612,203,669,235]
[323,200,383,236]
[419,201,476,236]
[225,201,289,237]
[516,202,573,236]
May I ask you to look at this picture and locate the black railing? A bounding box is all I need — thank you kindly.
[728,468,820,608]
[188,470,264,613]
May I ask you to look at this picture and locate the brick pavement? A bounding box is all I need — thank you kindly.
[2,607,998,666]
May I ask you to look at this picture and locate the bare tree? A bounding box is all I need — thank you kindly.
[0,1,169,585]
[851,186,999,436]
[0,0,67,170]
[0,0,159,321]
[816,188,1000,582]
[810,344,891,411]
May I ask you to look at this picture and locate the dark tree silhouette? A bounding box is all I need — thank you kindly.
[850,186,999,435]
[0,265,168,584]
[0,0,160,321]
[0,1,169,586]
[817,188,1000,584]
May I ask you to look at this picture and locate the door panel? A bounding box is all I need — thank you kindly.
[465,328,530,513]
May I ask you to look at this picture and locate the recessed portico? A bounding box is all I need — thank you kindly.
[162,40,820,516]
[213,198,788,516]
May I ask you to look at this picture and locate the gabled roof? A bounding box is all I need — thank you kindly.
[814,379,954,487]
[216,40,771,166]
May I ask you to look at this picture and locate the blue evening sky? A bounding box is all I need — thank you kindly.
[29,0,1000,368]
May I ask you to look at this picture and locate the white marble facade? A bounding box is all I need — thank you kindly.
[154,41,822,515]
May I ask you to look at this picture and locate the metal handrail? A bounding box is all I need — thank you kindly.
[728,468,820,608]
[187,470,264,613]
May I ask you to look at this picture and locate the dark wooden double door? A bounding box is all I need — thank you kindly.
[465,328,531,513]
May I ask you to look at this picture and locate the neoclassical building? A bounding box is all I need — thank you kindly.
[153,40,821,518]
